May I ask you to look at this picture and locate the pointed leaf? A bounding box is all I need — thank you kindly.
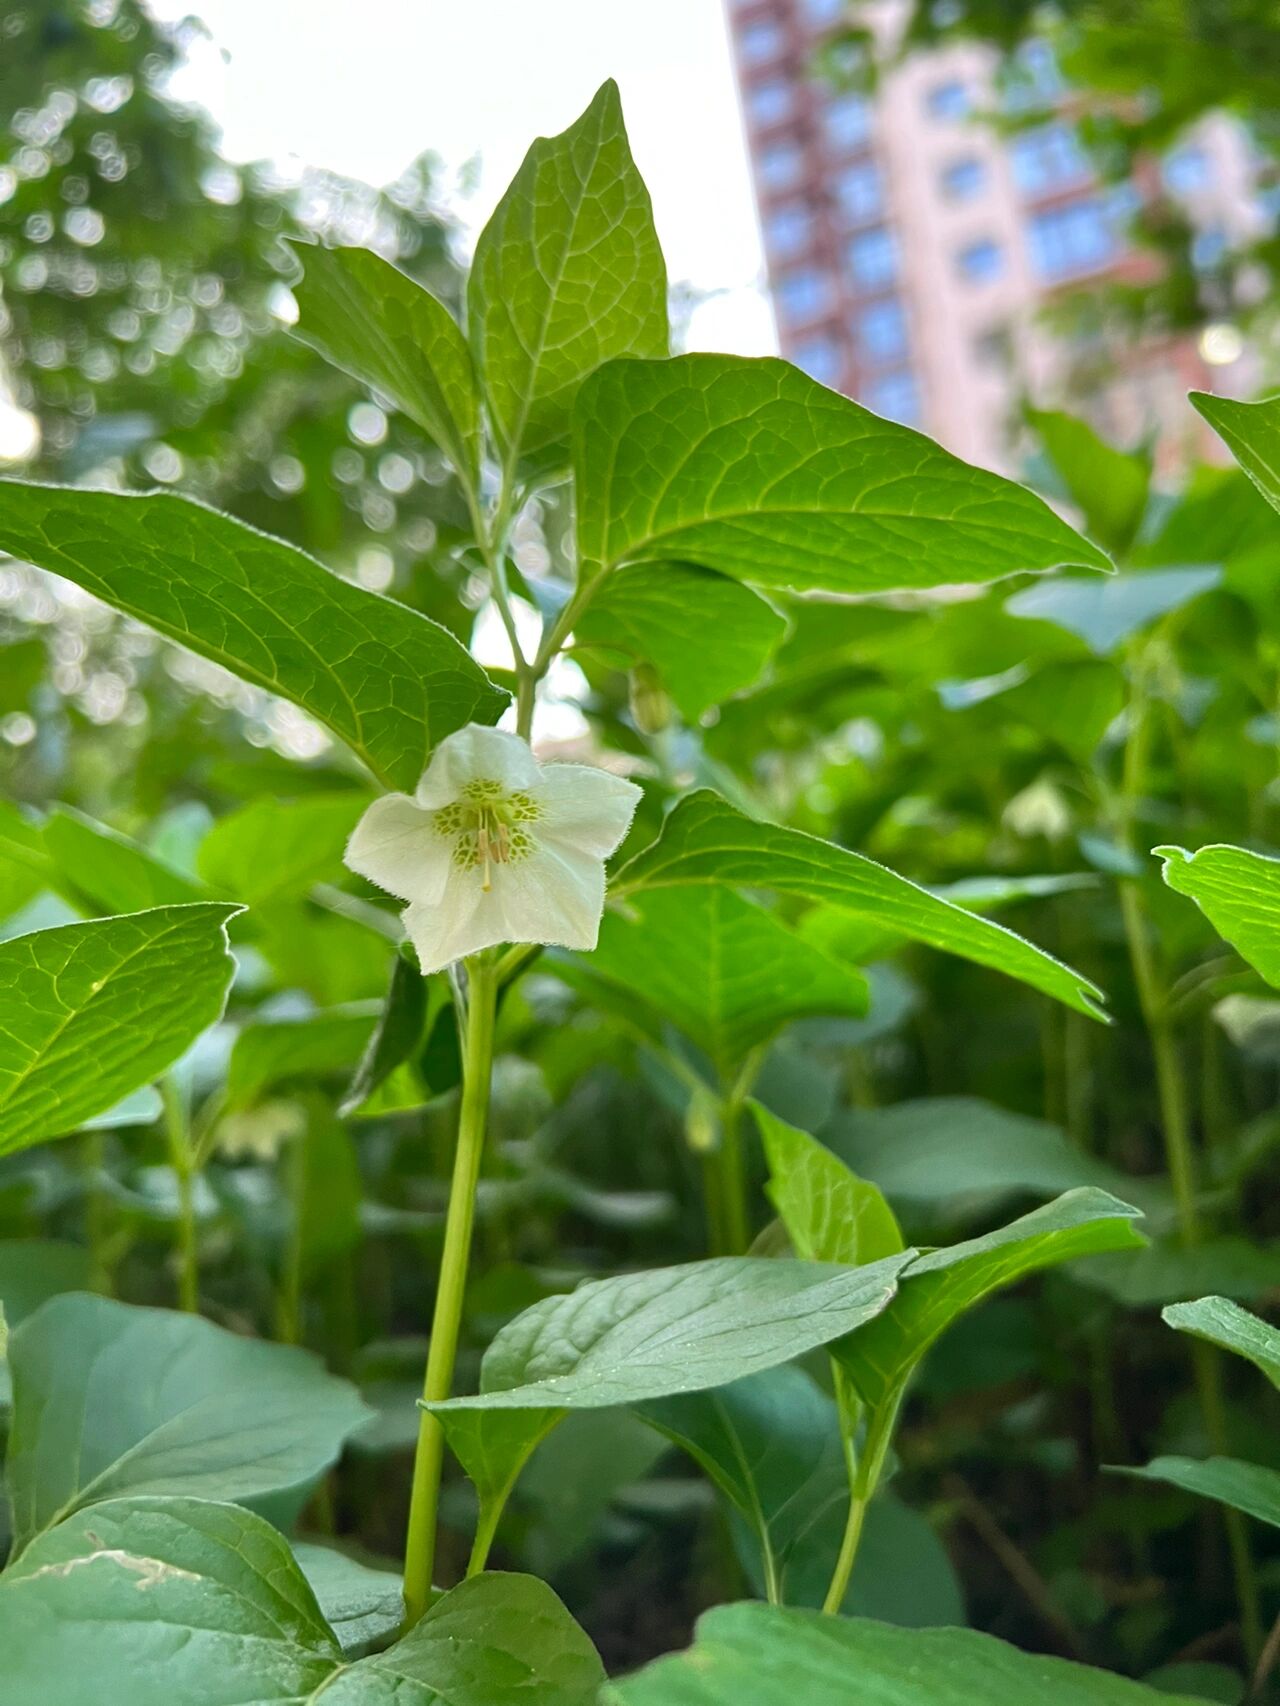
[606,1602,1205,1706]
[289,241,481,479]
[1120,1455,1280,1528]
[43,806,209,914]
[754,1102,903,1266]
[198,792,372,904]
[1163,1294,1280,1389]
[340,951,431,1116]
[575,354,1111,594]
[0,483,507,789]
[833,1189,1145,1411]
[585,886,867,1073]
[1028,407,1151,555]
[469,80,667,472]
[614,792,1106,1018]
[5,1292,371,1552]
[1156,843,1280,988]
[0,904,240,1157]
[1006,565,1220,655]
[1191,391,1280,514]
[576,562,786,721]
[428,1251,912,1414]
[292,1542,404,1656]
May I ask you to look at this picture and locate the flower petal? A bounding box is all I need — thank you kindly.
[344,792,452,905]
[533,764,644,859]
[415,723,542,808]
[491,838,607,950]
[402,877,491,975]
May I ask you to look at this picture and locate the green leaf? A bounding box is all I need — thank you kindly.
[1006,566,1221,656]
[42,806,209,914]
[1191,391,1280,515]
[0,904,241,1158]
[1028,407,1151,556]
[828,1096,1155,1219]
[834,1190,1146,1412]
[436,1406,565,1566]
[754,1102,903,1266]
[0,1496,606,1706]
[1163,1294,1280,1388]
[584,886,867,1074]
[1119,1456,1280,1529]
[574,354,1111,594]
[1156,843,1280,988]
[0,483,506,789]
[428,1250,912,1414]
[614,792,1106,1019]
[0,1240,92,1327]
[198,792,371,904]
[606,1602,1204,1706]
[576,562,787,721]
[227,1005,378,1109]
[5,1292,371,1552]
[292,1541,404,1656]
[340,951,431,1117]
[1000,660,1125,763]
[289,241,481,480]
[1076,1239,1280,1307]
[469,80,667,472]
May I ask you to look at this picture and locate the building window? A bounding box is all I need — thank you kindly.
[957,237,1004,282]
[802,0,845,23]
[855,297,909,362]
[740,17,785,65]
[941,157,987,201]
[1026,199,1119,279]
[1009,122,1088,195]
[759,137,803,190]
[1012,39,1063,103]
[926,79,970,121]
[794,334,843,386]
[834,160,884,223]
[1164,145,1213,195]
[824,92,871,151]
[748,78,794,128]
[846,225,898,288]
[864,370,922,425]
[777,267,834,324]
[764,202,814,258]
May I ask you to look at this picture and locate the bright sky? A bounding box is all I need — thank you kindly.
[149,0,776,356]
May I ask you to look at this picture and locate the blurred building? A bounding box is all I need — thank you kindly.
[726,0,1266,470]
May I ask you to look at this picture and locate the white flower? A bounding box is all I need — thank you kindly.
[345,724,642,974]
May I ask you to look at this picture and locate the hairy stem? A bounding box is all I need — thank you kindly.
[402,953,498,1625]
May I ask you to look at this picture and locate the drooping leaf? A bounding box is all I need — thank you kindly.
[0,483,506,789]
[1191,391,1280,515]
[828,1096,1155,1218]
[574,354,1111,595]
[583,887,867,1073]
[0,904,241,1158]
[833,1190,1146,1412]
[1005,566,1221,656]
[289,240,482,480]
[576,562,787,721]
[614,792,1106,1018]
[198,792,372,905]
[606,1602,1204,1706]
[469,80,667,472]
[4,1292,371,1552]
[1028,407,1151,555]
[43,806,209,914]
[428,1251,912,1414]
[754,1102,903,1266]
[1118,1456,1280,1529]
[0,1496,606,1706]
[1163,1294,1280,1388]
[1156,843,1280,988]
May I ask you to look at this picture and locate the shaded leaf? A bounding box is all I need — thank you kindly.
[292,1542,404,1656]
[469,80,667,472]
[1163,1294,1280,1388]
[1028,407,1151,555]
[575,354,1111,594]
[1119,1456,1280,1529]
[754,1102,903,1266]
[341,951,431,1116]
[0,483,506,789]
[43,806,208,914]
[227,1005,379,1109]
[198,792,371,904]
[5,1292,371,1552]
[0,904,240,1157]
[615,792,1105,1018]
[1006,566,1221,656]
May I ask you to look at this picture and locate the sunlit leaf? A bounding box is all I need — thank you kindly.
[1156,842,1280,987]
[198,792,371,905]
[1191,391,1280,515]
[1005,566,1221,655]
[754,1102,903,1266]
[1028,407,1151,556]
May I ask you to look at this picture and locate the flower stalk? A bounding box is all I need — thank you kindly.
[402,951,499,1626]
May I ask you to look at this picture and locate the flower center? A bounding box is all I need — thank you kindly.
[434,781,540,891]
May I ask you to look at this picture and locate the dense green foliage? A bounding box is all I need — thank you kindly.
[1,8,1279,1704]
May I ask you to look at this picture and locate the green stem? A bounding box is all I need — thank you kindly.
[715,1051,764,1257]
[822,1387,898,1614]
[161,1079,199,1314]
[275,1126,307,1346]
[402,953,498,1626]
